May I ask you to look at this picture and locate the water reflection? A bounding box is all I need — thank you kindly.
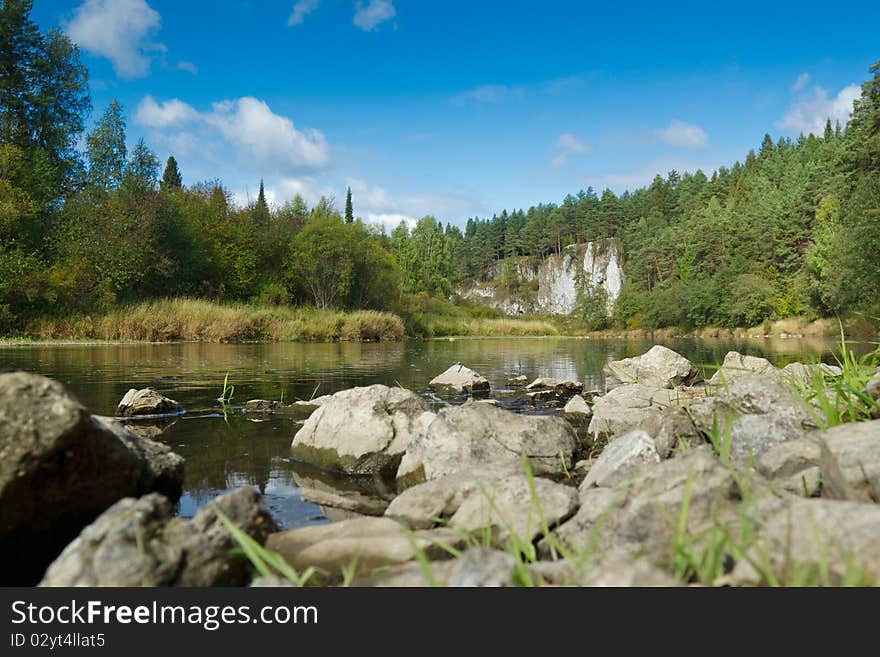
[0,336,846,529]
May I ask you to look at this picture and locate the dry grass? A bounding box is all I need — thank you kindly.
[27,298,405,343]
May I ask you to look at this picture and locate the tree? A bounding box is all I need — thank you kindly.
[253,179,270,222]
[160,156,182,191]
[0,0,90,205]
[86,100,127,191]
[345,186,354,223]
[122,139,159,194]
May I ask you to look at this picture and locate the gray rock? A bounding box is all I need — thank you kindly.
[243,397,328,419]
[116,388,182,417]
[782,362,843,385]
[730,497,880,585]
[0,372,185,585]
[386,469,578,544]
[396,403,576,487]
[507,375,528,386]
[529,552,682,587]
[370,549,517,587]
[690,375,815,461]
[582,430,660,489]
[708,351,780,386]
[429,363,490,394]
[587,384,686,438]
[524,377,584,400]
[563,394,592,417]
[637,406,704,459]
[265,517,463,579]
[757,438,821,479]
[40,487,277,587]
[782,466,822,497]
[604,345,702,390]
[548,447,737,562]
[819,420,880,502]
[291,385,434,477]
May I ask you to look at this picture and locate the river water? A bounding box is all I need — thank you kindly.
[0,336,844,529]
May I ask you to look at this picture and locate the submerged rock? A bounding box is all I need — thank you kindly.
[396,402,575,487]
[243,397,329,418]
[291,385,434,477]
[116,388,182,417]
[0,372,185,585]
[40,487,276,587]
[604,345,702,390]
[428,363,490,394]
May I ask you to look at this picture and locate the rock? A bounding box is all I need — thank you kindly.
[243,397,329,419]
[370,549,516,587]
[507,375,528,386]
[782,362,843,384]
[689,375,815,461]
[529,552,681,587]
[819,420,880,502]
[637,406,703,459]
[587,384,683,438]
[604,345,702,390]
[563,394,592,417]
[40,487,277,587]
[386,469,578,544]
[119,416,178,440]
[265,517,462,579]
[548,447,737,562]
[0,372,185,585]
[757,438,821,479]
[116,388,182,417]
[291,385,434,477]
[866,376,880,401]
[396,403,576,487]
[582,430,660,489]
[428,363,490,394]
[782,466,822,497]
[708,351,780,386]
[524,378,584,399]
[730,497,880,585]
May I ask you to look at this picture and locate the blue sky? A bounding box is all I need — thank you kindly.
[32,0,880,228]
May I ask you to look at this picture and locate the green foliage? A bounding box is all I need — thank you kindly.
[86,100,127,191]
[160,155,182,191]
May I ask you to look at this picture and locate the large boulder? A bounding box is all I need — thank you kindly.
[708,351,779,386]
[385,469,578,543]
[0,372,185,585]
[581,430,660,489]
[265,517,463,580]
[291,385,435,478]
[604,345,702,390]
[587,384,687,438]
[730,497,880,585]
[429,363,490,394]
[396,403,576,487]
[547,447,737,561]
[40,487,277,586]
[689,375,815,461]
[116,388,182,417]
[819,420,880,502]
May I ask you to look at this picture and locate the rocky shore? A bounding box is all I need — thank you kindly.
[3,344,879,587]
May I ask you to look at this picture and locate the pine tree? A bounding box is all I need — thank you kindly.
[160,155,182,191]
[345,186,354,223]
[253,179,270,222]
[824,118,834,141]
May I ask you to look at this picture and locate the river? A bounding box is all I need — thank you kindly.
[0,336,844,529]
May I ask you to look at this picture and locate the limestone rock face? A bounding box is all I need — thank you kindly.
[0,372,184,585]
[396,403,576,487]
[604,346,702,390]
[291,385,434,477]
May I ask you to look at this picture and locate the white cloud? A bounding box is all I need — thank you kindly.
[555,133,588,154]
[452,84,524,106]
[366,213,417,230]
[792,72,810,93]
[177,61,198,75]
[288,0,320,27]
[777,84,861,136]
[353,0,396,31]
[205,97,330,173]
[134,96,200,128]
[656,119,709,150]
[65,0,163,78]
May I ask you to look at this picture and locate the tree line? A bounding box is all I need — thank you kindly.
[2,1,879,333]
